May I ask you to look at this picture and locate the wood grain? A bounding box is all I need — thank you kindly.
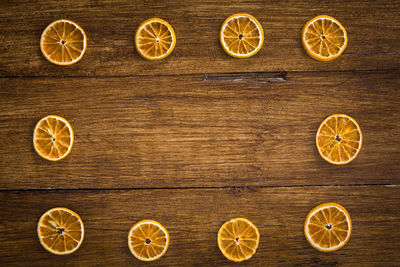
[1,71,399,189]
[1,0,400,77]
[0,186,399,266]
[1,0,399,265]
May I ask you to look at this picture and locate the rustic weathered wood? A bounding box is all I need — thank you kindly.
[1,0,399,265]
[0,71,399,189]
[1,0,400,77]
[0,186,399,266]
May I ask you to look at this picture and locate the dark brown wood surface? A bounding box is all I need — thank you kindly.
[1,0,400,77]
[1,186,400,266]
[1,0,399,266]
[0,71,399,189]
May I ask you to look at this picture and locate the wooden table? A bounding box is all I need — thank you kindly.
[1,0,399,266]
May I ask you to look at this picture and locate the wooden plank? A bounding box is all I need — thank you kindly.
[1,0,400,77]
[0,186,399,266]
[0,71,399,189]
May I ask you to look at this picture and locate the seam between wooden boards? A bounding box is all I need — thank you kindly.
[0,69,399,80]
[1,184,399,192]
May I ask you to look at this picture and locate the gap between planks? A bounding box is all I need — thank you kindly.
[1,183,399,193]
[0,69,400,80]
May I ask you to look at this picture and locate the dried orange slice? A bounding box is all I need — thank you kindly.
[217,218,259,262]
[135,18,176,60]
[316,114,362,164]
[302,15,347,61]
[128,220,169,261]
[37,207,84,255]
[33,115,74,161]
[220,14,264,58]
[40,19,87,65]
[304,203,351,252]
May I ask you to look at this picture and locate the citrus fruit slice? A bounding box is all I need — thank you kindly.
[135,18,176,60]
[33,115,74,161]
[37,207,84,255]
[304,203,351,252]
[128,220,169,261]
[40,19,87,65]
[220,14,264,58]
[217,218,259,262]
[316,114,362,164]
[302,15,347,61]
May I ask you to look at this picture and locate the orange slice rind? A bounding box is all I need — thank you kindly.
[316,114,362,165]
[304,203,351,252]
[135,18,176,60]
[128,220,169,261]
[302,15,347,61]
[37,207,84,255]
[220,14,264,58]
[40,19,87,65]
[33,115,74,161]
[217,218,259,262]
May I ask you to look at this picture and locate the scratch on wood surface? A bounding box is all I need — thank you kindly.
[202,72,288,83]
